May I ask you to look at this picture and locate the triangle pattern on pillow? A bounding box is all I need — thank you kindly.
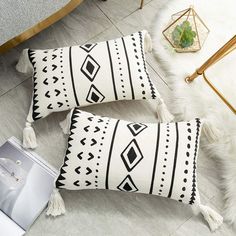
[56,109,81,188]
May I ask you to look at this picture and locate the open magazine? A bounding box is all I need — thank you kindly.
[0,137,57,236]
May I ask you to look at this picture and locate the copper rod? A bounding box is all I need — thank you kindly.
[186,35,236,82]
[185,36,236,115]
[203,72,236,115]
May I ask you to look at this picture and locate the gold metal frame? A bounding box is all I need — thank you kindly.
[162,6,210,53]
[185,35,236,115]
[0,0,83,54]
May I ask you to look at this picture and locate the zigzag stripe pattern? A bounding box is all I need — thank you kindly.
[138,31,156,99]
[55,108,81,188]
[189,118,201,205]
[28,49,43,121]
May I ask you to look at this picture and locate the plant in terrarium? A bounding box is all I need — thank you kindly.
[172,20,197,48]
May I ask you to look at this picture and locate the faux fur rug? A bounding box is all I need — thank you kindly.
[152,0,236,227]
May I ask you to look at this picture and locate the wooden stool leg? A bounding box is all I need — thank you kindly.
[140,0,144,9]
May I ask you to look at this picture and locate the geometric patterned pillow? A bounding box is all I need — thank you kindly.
[48,108,223,231]
[16,30,173,148]
[56,109,201,203]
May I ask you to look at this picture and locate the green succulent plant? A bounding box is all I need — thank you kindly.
[172,20,196,48]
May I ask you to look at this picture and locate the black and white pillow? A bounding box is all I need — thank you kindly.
[47,109,223,231]
[17,30,173,149]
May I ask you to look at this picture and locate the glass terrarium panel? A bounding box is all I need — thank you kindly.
[194,14,209,47]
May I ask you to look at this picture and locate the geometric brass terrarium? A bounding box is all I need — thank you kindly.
[162,6,210,53]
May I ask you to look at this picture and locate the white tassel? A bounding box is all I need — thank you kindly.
[59,117,70,135]
[46,188,66,217]
[192,204,223,232]
[144,31,152,53]
[59,110,73,134]
[156,98,174,122]
[23,122,37,149]
[16,49,33,74]
[202,119,221,143]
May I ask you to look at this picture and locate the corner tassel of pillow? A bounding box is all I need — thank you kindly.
[191,203,223,232]
[156,98,174,122]
[46,188,66,217]
[59,110,73,134]
[23,121,37,149]
[144,32,152,53]
[16,49,33,74]
[202,118,221,143]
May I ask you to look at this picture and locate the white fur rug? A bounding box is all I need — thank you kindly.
[152,0,236,227]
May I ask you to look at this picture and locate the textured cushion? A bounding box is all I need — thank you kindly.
[56,108,201,205]
[0,0,70,45]
[49,109,223,231]
[24,30,158,122]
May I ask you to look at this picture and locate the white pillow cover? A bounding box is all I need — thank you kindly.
[16,30,173,149]
[46,108,223,232]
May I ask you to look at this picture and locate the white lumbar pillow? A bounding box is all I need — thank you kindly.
[16,30,173,149]
[47,108,223,232]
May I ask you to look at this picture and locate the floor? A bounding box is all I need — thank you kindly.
[0,0,235,235]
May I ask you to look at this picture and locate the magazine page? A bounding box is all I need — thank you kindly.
[8,137,57,177]
[0,138,57,233]
[0,210,25,236]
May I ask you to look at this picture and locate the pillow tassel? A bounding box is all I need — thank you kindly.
[59,117,70,134]
[144,31,152,53]
[59,110,73,134]
[202,118,221,143]
[156,98,174,122]
[191,203,223,232]
[46,188,66,217]
[16,49,33,74]
[23,122,37,149]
